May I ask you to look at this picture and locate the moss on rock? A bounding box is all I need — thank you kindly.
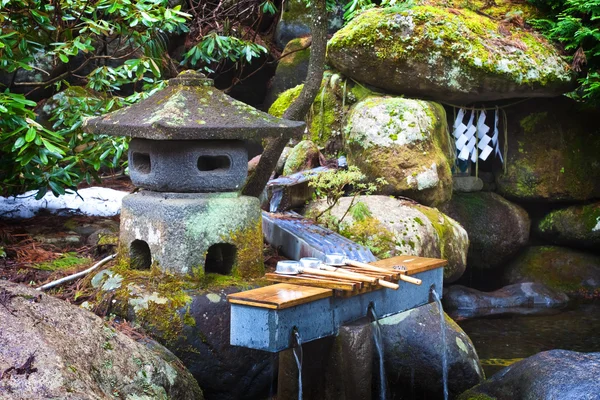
[327,5,574,103]
[33,252,91,271]
[283,140,321,175]
[304,195,469,282]
[440,192,530,270]
[345,96,453,206]
[503,245,600,298]
[269,71,374,153]
[496,98,600,202]
[537,202,600,250]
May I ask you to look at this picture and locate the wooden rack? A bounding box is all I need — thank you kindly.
[264,255,446,297]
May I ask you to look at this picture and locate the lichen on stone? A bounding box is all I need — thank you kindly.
[327,4,574,102]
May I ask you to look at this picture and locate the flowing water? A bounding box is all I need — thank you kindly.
[292,330,303,400]
[458,300,600,377]
[269,188,283,212]
[431,288,449,400]
[369,305,388,400]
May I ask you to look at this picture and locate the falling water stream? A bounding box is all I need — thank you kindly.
[369,305,388,400]
[292,329,303,400]
[431,288,449,400]
[269,188,283,212]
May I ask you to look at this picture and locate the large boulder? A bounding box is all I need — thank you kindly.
[264,37,311,107]
[276,302,484,400]
[269,71,372,154]
[275,0,344,48]
[345,96,453,206]
[381,302,485,398]
[441,192,530,270]
[537,202,600,251]
[305,195,469,282]
[496,97,600,202]
[89,267,275,400]
[0,281,203,399]
[443,283,569,320]
[503,246,600,298]
[459,350,600,400]
[327,6,575,103]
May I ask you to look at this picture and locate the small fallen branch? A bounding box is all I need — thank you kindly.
[36,254,117,291]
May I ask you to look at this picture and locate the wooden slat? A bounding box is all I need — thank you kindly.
[227,283,333,309]
[370,255,446,275]
[301,274,365,289]
[265,273,359,291]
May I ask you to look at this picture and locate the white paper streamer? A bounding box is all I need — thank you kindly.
[453,108,505,166]
[480,145,493,161]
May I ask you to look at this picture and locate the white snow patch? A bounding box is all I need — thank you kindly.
[0,187,127,218]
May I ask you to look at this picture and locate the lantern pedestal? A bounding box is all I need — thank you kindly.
[120,191,263,278]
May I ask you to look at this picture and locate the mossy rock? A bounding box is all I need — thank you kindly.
[381,302,484,398]
[345,96,453,206]
[282,140,320,175]
[327,5,575,103]
[89,259,274,400]
[264,37,311,108]
[495,97,600,202]
[458,350,600,400]
[422,0,542,21]
[269,71,373,153]
[503,245,600,298]
[275,0,344,48]
[304,195,469,282]
[0,280,203,399]
[537,202,600,251]
[441,192,530,270]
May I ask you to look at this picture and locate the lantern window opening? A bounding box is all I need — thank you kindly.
[205,243,237,275]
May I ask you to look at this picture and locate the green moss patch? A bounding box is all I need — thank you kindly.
[33,252,91,271]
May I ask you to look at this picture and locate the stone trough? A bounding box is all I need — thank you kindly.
[228,255,446,352]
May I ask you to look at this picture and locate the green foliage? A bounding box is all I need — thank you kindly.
[308,165,387,227]
[181,33,267,72]
[340,216,396,258]
[528,0,600,103]
[343,0,375,22]
[0,0,190,197]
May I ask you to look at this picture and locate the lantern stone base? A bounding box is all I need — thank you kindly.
[119,191,263,278]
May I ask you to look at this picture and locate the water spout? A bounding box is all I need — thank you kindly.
[368,303,388,400]
[431,286,448,400]
[269,187,283,212]
[292,328,303,400]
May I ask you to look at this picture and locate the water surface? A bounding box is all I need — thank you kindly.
[458,301,600,376]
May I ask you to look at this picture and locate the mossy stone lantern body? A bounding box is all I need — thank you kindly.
[85,71,304,277]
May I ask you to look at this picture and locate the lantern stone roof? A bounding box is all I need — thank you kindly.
[84,70,305,140]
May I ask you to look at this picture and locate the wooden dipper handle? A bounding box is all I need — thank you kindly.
[346,259,422,286]
[319,265,378,283]
[376,279,399,290]
[399,274,422,285]
[345,259,393,274]
[301,266,375,283]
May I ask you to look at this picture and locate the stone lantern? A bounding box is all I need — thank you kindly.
[85,71,304,278]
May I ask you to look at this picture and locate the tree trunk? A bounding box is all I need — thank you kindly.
[241,0,328,198]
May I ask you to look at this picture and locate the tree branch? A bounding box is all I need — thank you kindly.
[241,0,327,198]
